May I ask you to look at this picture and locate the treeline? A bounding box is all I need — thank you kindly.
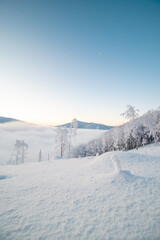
[73,108,160,157]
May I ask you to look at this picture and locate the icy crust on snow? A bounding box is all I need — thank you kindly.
[0,145,160,240]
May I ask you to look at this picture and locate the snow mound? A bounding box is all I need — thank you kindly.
[112,170,141,184]
[109,154,154,185]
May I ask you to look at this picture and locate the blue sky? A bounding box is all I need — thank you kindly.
[0,0,160,125]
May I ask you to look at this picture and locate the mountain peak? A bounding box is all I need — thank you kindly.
[56,120,114,130]
[0,116,19,124]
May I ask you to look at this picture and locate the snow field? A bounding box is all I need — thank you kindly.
[0,144,160,240]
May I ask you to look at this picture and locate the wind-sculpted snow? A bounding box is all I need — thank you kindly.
[111,155,121,173]
[0,144,160,240]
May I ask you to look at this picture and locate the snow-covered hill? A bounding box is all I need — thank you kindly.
[0,144,160,240]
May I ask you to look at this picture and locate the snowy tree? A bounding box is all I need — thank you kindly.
[71,118,78,137]
[74,107,160,157]
[9,140,28,165]
[55,127,69,158]
[102,134,108,153]
[68,118,78,157]
[73,144,87,158]
[113,127,125,151]
[38,150,42,162]
[68,129,72,158]
[121,105,139,121]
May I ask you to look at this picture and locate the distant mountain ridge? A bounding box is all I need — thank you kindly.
[0,117,114,130]
[0,116,19,124]
[56,120,114,130]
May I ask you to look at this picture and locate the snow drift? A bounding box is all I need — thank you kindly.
[0,144,160,240]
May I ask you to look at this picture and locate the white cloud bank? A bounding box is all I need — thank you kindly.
[0,122,106,164]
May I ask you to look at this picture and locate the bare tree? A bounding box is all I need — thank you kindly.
[9,140,28,165]
[38,149,42,162]
[55,127,69,158]
[68,118,78,158]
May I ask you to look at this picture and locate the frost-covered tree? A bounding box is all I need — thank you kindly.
[73,144,87,158]
[74,107,160,157]
[71,118,78,137]
[68,118,78,158]
[142,108,160,143]
[121,105,139,121]
[113,127,125,151]
[55,127,69,158]
[38,150,42,162]
[9,140,28,165]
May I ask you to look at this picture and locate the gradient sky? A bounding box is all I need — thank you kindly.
[0,0,160,126]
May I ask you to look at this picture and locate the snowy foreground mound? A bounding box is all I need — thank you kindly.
[0,145,160,240]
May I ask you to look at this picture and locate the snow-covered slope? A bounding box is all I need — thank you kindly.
[0,144,160,240]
